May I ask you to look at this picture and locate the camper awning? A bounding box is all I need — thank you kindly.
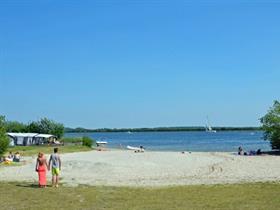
[7,133,56,138]
[7,133,38,137]
[34,134,56,138]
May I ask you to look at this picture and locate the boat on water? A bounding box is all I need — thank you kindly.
[205,117,217,133]
[127,145,145,152]
[96,141,108,146]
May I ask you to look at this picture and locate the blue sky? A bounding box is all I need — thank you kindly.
[0,1,279,128]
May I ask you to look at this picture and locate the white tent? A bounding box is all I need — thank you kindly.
[7,133,38,146]
[7,133,57,146]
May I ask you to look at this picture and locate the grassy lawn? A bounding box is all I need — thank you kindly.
[1,182,280,210]
[6,145,92,156]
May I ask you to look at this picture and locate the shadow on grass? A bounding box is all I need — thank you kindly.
[15,183,40,188]
[15,183,65,189]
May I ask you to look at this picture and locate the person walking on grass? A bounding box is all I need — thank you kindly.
[48,148,61,188]
[35,152,48,188]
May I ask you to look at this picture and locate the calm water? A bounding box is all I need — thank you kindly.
[65,131,270,152]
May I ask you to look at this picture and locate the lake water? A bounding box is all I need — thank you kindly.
[64,131,271,152]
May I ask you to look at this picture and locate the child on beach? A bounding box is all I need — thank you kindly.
[48,148,61,188]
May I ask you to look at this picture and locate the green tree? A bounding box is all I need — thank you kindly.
[27,118,64,139]
[260,100,280,149]
[5,121,28,132]
[0,116,10,156]
[27,121,40,133]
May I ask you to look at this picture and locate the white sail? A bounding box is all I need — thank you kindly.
[206,117,217,133]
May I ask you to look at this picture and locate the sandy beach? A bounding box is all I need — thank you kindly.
[1,150,280,187]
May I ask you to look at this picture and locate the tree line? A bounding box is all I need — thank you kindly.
[65,126,261,133]
[2,116,64,139]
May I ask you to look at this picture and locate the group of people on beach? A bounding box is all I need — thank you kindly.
[238,146,261,156]
[0,151,21,164]
[35,148,61,188]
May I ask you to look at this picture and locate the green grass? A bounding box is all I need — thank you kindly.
[1,182,280,210]
[61,137,83,144]
[6,145,92,156]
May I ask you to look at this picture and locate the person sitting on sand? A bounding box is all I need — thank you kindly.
[13,152,20,162]
[134,146,145,153]
[248,149,262,156]
[249,150,256,156]
[48,148,61,188]
[5,152,13,162]
[7,151,14,160]
[238,146,244,155]
[140,146,144,152]
[4,156,12,164]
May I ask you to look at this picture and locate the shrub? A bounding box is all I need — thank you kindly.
[61,137,83,144]
[82,136,93,148]
[5,121,28,132]
[260,100,280,149]
[0,116,10,156]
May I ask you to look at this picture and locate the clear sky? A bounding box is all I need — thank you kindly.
[0,0,279,128]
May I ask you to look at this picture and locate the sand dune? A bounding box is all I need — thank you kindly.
[1,150,280,187]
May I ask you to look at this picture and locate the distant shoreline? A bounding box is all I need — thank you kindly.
[65,127,261,133]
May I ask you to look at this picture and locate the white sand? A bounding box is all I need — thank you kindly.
[1,150,280,187]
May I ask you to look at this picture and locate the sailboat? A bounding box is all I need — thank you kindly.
[205,117,217,133]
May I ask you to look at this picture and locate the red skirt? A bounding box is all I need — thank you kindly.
[37,165,47,186]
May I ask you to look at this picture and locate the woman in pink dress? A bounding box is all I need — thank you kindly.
[35,152,48,188]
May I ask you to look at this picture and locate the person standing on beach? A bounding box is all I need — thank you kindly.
[48,148,61,187]
[35,152,48,188]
